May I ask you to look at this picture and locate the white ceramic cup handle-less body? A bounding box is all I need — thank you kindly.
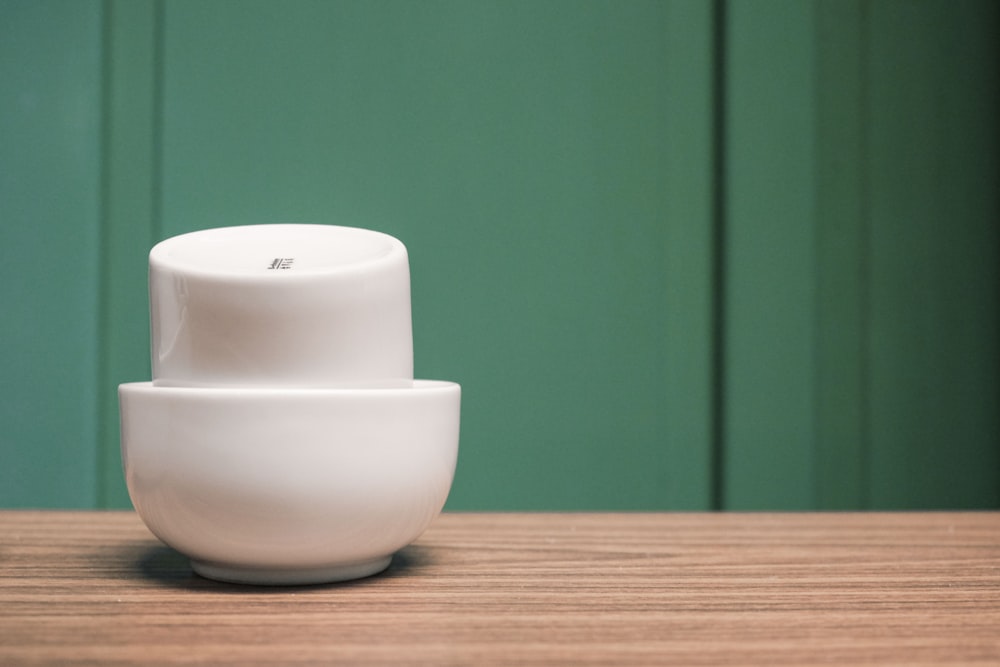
[149,224,413,387]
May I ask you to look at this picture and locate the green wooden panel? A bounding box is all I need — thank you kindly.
[0,0,102,507]
[866,0,999,508]
[723,0,818,509]
[3,0,995,511]
[153,0,716,509]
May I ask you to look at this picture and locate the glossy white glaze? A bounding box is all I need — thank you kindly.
[119,381,460,584]
[149,224,413,387]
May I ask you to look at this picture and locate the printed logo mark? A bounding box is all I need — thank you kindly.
[268,258,294,270]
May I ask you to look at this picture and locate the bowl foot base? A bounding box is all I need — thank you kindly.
[191,555,393,585]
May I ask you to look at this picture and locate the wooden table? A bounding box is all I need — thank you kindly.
[1,511,998,665]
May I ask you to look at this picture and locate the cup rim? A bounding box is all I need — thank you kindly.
[149,223,408,282]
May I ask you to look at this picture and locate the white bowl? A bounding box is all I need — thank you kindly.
[149,224,413,387]
[119,380,460,584]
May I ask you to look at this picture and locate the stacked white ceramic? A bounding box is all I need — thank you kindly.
[119,224,461,585]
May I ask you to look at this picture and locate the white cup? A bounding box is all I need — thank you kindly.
[149,224,413,387]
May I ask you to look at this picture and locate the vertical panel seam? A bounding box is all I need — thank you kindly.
[709,0,728,511]
[95,0,159,507]
[95,0,114,508]
[152,0,165,242]
[858,0,872,509]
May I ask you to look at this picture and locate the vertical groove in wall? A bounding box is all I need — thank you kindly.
[95,0,114,508]
[857,1,872,509]
[709,0,728,511]
[151,0,165,242]
[95,0,159,507]
[661,0,717,509]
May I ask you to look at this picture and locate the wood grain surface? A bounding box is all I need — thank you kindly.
[1,511,998,665]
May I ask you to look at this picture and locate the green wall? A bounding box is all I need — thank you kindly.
[2,0,997,511]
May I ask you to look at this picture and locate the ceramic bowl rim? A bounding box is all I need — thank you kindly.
[120,379,459,398]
